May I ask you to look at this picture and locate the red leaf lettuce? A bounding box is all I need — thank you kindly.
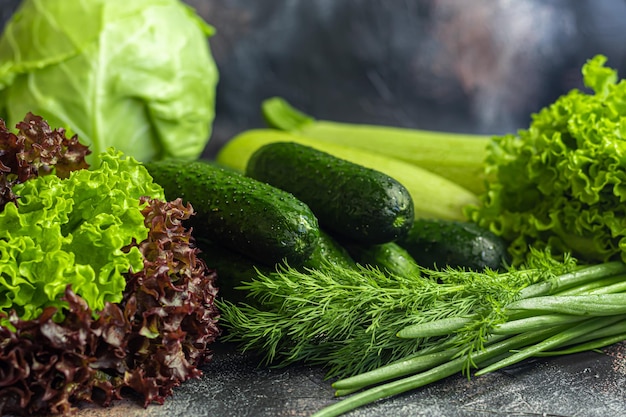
[0,197,220,416]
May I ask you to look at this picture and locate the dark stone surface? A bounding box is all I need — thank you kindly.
[75,341,626,417]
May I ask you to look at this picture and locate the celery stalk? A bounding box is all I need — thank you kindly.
[216,129,480,221]
[261,97,492,195]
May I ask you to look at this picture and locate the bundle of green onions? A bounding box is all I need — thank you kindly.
[219,250,626,417]
[316,260,626,416]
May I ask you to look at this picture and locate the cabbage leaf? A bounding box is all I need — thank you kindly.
[0,149,164,322]
[0,0,218,164]
[467,55,626,265]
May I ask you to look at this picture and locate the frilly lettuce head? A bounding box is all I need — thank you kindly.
[467,55,626,265]
[0,0,218,164]
[0,149,164,322]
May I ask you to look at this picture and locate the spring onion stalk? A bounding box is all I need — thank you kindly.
[220,251,626,417]
[475,315,626,376]
[326,261,626,415]
[315,326,567,417]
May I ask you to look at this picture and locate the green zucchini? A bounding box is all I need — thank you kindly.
[145,159,320,267]
[398,218,510,271]
[261,97,491,195]
[343,241,421,278]
[245,141,414,244]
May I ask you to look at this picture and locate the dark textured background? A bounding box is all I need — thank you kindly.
[3,1,626,416]
[5,0,626,156]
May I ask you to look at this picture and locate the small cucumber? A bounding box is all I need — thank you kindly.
[145,159,320,267]
[301,230,357,270]
[196,238,274,305]
[343,241,421,278]
[245,141,414,244]
[398,219,510,271]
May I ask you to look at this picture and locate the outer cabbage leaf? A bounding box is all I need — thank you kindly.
[0,149,164,322]
[0,0,218,164]
[467,55,626,265]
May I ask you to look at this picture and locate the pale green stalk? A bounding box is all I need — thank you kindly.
[260,97,492,195]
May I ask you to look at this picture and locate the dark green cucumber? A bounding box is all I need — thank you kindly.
[343,241,421,278]
[196,238,274,305]
[301,230,357,270]
[145,159,320,267]
[397,218,510,271]
[245,142,414,244]
[197,232,355,305]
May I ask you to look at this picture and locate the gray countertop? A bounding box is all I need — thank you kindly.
[74,341,626,417]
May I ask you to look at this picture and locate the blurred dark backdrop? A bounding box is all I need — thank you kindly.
[3,0,626,157]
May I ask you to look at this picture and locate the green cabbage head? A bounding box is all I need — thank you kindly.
[0,0,218,164]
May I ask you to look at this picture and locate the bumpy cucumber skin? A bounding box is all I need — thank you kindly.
[398,219,510,271]
[145,159,320,267]
[344,241,421,278]
[245,142,414,244]
[196,238,274,305]
[301,230,357,270]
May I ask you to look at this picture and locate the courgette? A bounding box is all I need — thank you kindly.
[245,141,414,244]
[398,218,510,271]
[216,129,478,221]
[343,241,421,278]
[145,159,320,267]
[261,97,492,195]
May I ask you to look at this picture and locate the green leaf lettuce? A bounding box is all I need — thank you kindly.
[0,0,218,164]
[0,149,164,322]
[467,55,626,265]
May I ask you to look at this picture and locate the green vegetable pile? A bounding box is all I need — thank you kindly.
[0,115,220,416]
[468,55,626,265]
[219,253,626,417]
[210,55,626,417]
[0,0,218,164]
[3,0,626,413]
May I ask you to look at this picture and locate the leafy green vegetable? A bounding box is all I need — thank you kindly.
[0,149,164,324]
[313,260,626,417]
[0,112,91,210]
[0,0,218,164]
[467,55,626,265]
[218,250,574,378]
[0,197,220,416]
[0,114,220,415]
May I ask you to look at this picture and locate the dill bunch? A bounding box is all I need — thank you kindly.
[218,249,576,378]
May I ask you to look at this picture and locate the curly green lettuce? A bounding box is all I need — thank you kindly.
[0,197,220,416]
[0,149,164,323]
[467,55,626,265]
